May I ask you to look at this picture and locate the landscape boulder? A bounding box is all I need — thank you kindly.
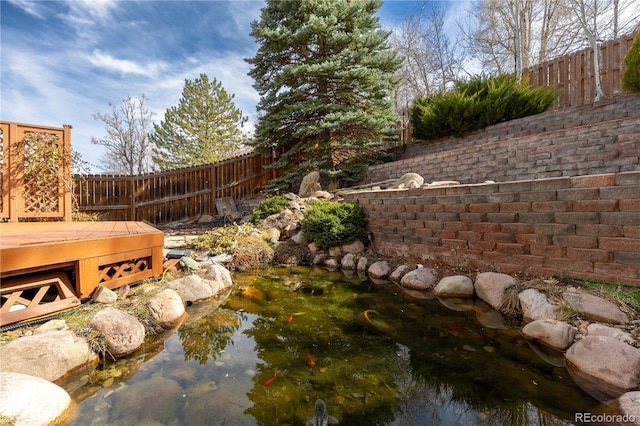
[342,240,365,254]
[400,268,439,291]
[389,265,410,283]
[299,171,321,198]
[368,261,390,279]
[341,253,356,270]
[433,275,474,298]
[563,292,629,325]
[167,274,227,302]
[89,307,146,358]
[522,319,576,350]
[586,323,636,346]
[474,272,517,310]
[0,330,98,382]
[147,289,186,326]
[518,288,560,322]
[204,263,234,288]
[389,173,424,189]
[0,372,73,426]
[565,335,640,400]
[616,392,640,425]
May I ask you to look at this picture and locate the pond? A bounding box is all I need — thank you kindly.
[63,266,604,425]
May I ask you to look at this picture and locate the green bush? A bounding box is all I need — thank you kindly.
[301,201,368,249]
[411,74,558,140]
[250,195,289,223]
[622,32,640,92]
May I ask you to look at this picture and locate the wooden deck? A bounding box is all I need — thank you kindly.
[0,221,164,326]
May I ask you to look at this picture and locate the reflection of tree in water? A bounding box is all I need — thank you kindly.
[177,310,241,365]
[229,269,404,426]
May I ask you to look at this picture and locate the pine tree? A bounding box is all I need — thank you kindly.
[150,74,248,170]
[246,0,402,191]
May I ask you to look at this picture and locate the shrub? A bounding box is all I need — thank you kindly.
[411,74,558,140]
[301,201,368,249]
[250,195,289,223]
[622,32,640,92]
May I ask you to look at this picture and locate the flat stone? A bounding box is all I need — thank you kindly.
[342,240,365,254]
[433,275,474,298]
[587,323,636,346]
[565,336,640,400]
[0,330,98,382]
[563,292,629,325]
[400,268,439,291]
[474,272,517,310]
[92,285,118,303]
[522,319,576,350]
[33,319,68,334]
[0,372,73,426]
[518,288,560,322]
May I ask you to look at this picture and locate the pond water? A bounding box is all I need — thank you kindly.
[63,267,605,426]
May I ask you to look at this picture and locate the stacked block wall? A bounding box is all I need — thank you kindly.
[342,172,640,286]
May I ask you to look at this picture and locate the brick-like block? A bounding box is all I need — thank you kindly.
[533,223,575,235]
[572,199,618,212]
[501,223,535,234]
[624,225,640,238]
[620,199,640,212]
[570,174,616,187]
[520,190,557,202]
[552,235,598,249]
[519,212,556,223]
[496,243,529,254]
[600,186,640,199]
[557,188,600,201]
[397,212,417,220]
[442,239,467,249]
[469,222,501,232]
[554,212,600,224]
[532,201,572,212]
[469,203,500,213]
[594,262,639,278]
[566,248,611,262]
[487,212,519,223]
[544,258,593,272]
[531,244,566,257]
[516,234,552,245]
[483,232,517,243]
[615,171,640,186]
[612,251,640,265]
[577,224,624,237]
[598,237,640,252]
[500,202,532,213]
[600,212,640,226]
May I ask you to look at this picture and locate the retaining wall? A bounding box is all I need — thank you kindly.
[365,92,640,185]
[342,172,640,286]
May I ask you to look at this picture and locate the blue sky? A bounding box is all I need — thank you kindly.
[1,0,461,170]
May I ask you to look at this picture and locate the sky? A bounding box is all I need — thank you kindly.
[0,0,464,171]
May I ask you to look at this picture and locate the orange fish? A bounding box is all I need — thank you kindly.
[287,315,293,324]
[262,371,280,387]
[306,351,315,368]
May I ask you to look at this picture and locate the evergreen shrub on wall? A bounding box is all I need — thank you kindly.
[301,201,368,249]
[411,74,558,140]
[622,32,640,92]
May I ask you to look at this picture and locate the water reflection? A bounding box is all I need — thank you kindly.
[64,267,602,425]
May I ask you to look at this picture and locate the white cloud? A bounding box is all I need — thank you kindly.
[89,49,168,77]
[6,0,46,19]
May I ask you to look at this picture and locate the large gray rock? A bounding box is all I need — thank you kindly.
[147,289,186,326]
[563,292,629,325]
[616,392,640,425]
[368,261,391,279]
[389,173,424,189]
[0,372,72,426]
[342,240,365,254]
[89,307,146,358]
[474,272,517,310]
[389,265,410,283]
[204,263,234,288]
[299,171,321,198]
[341,253,356,270]
[400,268,439,291]
[518,288,560,322]
[357,257,368,272]
[522,319,576,350]
[0,330,98,382]
[433,276,474,298]
[565,336,640,400]
[167,274,226,302]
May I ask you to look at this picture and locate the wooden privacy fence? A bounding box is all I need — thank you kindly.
[74,152,274,224]
[524,32,637,109]
[0,121,72,222]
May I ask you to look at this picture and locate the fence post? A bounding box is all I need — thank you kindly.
[62,125,72,221]
[129,177,136,221]
[209,164,216,216]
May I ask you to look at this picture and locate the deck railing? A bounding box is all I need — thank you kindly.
[0,121,72,222]
[524,32,637,109]
[74,152,274,224]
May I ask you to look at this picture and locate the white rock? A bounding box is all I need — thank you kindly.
[400,268,439,291]
[522,319,576,350]
[518,288,560,322]
[433,276,474,298]
[474,272,516,310]
[368,261,391,279]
